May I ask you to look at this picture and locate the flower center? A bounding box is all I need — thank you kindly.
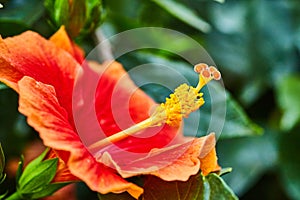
[88,63,221,150]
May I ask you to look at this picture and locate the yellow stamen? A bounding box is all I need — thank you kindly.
[158,84,204,127]
[88,63,221,150]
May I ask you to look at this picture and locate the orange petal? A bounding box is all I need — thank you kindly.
[0,31,80,120]
[50,26,85,63]
[200,148,221,176]
[97,133,218,181]
[17,76,143,198]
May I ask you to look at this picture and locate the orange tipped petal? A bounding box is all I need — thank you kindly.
[50,26,85,63]
[97,133,218,181]
[17,76,143,198]
[200,147,221,176]
[0,31,79,120]
[154,133,218,180]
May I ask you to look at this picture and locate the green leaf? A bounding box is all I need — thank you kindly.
[152,0,211,33]
[44,0,103,38]
[143,173,237,200]
[19,158,58,193]
[219,167,233,176]
[53,0,70,25]
[18,148,49,180]
[8,149,70,199]
[17,148,59,194]
[276,75,300,131]
[219,92,263,138]
[30,182,69,199]
[205,173,238,200]
[217,129,277,195]
[278,130,300,200]
[3,192,22,200]
[79,0,103,36]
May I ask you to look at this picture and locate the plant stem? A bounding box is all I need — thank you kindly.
[6,192,21,200]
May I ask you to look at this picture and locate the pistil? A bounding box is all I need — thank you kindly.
[88,63,221,150]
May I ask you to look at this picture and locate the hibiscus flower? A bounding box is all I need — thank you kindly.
[0,27,221,199]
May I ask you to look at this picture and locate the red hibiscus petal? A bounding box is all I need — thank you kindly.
[0,31,79,121]
[79,61,180,153]
[97,133,218,181]
[49,26,85,63]
[17,76,143,198]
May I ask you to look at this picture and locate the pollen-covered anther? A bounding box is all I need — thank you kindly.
[194,63,208,73]
[156,83,205,127]
[208,66,221,80]
[212,71,221,80]
[194,63,221,80]
[195,64,222,91]
[201,70,211,79]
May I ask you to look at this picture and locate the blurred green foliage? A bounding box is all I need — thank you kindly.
[1,0,300,199]
[276,75,300,131]
[44,0,103,38]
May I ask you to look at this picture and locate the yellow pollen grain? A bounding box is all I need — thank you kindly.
[158,83,205,127]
